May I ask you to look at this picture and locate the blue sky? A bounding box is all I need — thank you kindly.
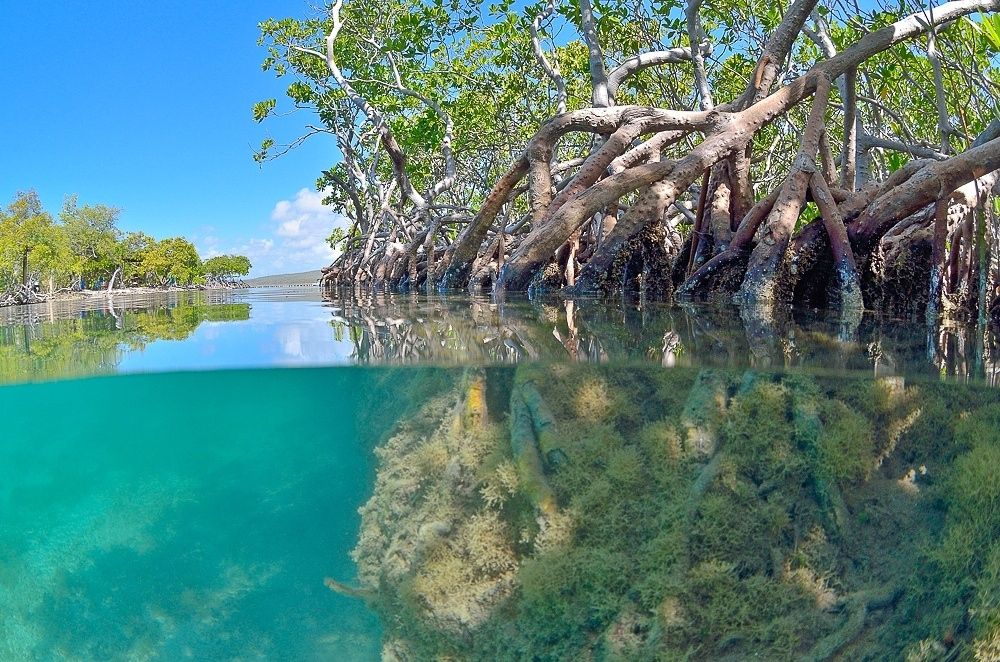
[1,1,907,278]
[0,1,344,276]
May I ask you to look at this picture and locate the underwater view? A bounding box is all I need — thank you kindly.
[1,289,1000,660]
[6,0,1000,657]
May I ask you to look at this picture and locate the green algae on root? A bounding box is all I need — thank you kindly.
[508,386,558,517]
[346,365,1000,660]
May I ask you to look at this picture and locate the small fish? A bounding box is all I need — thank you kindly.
[323,577,375,601]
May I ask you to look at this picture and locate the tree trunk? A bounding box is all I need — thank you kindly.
[108,267,122,293]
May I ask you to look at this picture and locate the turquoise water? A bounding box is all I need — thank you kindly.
[2,289,1000,659]
[0,367,424,659]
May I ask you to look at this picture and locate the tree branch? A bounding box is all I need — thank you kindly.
[529,0,567,113]
[579,0,610,108]
[686,0,714,110]
[607,44,711,101]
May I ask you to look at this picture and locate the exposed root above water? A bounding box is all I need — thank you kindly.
[268,1,1000,327]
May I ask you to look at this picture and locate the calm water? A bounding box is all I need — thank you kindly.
[1,289,999,660]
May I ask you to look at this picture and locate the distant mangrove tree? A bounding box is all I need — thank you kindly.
[0,190,252,304]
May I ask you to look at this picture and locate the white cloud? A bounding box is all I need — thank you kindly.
[276,218,303,238]
[199,236,223,259]
[261,188,346,274]
[277,325,303,358]
[197,188,348,277]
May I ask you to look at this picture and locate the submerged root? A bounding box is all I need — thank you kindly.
[346,364,1000,659]
[347,368,578,654]
[512,372,562,462]
[323,577,376,601]
[680,369,730,458]
[790,382,855,542]
[806,585,903,661]
[509,386,558,516]
[351,370,514,637]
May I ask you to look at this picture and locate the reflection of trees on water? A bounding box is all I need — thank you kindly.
[330,296,1000,659]
[324,289,1000,384]
[0,292,250,383]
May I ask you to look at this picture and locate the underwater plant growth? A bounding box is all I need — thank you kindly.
[343,364,1000,660]
[2,290,1000,658]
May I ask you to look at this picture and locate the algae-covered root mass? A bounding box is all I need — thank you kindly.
[346,366,1000,661]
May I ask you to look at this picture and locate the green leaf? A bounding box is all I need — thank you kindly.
[286,82,313,103]
[252,99,277,122]
[982,14,1000,50]
[968,13,1000,50]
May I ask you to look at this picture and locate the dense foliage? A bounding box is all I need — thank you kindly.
[256,0,1000,320]
[203,254,253,284]
[0,191,251,294]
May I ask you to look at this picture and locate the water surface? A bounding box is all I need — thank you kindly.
[2,287,997,381]
[1,289,998,660]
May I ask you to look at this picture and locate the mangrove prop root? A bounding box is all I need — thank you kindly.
[790,388,853,542]
[1,285,47,308]
[669,370,753,581]
[680,369,729,457]
[459,371,488,431]
[806,585,903,661]
[509,388,558,516]
[309,1,1000,325]
[512,375,561,458]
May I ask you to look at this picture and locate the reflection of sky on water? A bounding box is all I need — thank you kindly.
[9,286,1000,384]
[117,298,356,373]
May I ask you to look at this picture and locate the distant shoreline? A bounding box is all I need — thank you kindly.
[241,283,319,288]
[0,284,246,310]
[2,273,324,310]
[242,269,323,287]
